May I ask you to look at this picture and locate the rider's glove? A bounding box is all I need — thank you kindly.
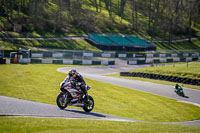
[76,82,82,86]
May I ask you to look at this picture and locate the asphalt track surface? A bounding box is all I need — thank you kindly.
[57,65,200,106]
[0,96,138,122]
[0,63,200,126]
[57,64,200,126]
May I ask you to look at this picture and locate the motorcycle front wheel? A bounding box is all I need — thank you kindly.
[83,95,94,112]
[56,93,68,109]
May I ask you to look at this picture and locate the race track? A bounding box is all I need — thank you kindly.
[0,63,200,126]
[57,65,200,106]
[0,95,138,122]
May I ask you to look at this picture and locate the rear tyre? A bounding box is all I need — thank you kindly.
[56,93,68,109]
[181,92,185,97]
[83,95,94,112]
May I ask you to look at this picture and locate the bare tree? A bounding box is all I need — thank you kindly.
[104,0,112,17]
[130,0,138,30]
[66,0,71,11]
[94,0,98,12]
[167,0,182,44]
[148,0,152,31]
[186,0,200,42]
[150,0,161,41]
[119,0,127,21]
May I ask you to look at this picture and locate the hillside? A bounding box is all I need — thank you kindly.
[0,0,200,51]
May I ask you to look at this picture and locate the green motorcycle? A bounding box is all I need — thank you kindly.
[174,84,185,97]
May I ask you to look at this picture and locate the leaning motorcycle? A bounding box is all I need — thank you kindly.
[174,86,185,97]
[56,81,94,112]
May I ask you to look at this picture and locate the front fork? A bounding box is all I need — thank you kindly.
[60,91,67,103]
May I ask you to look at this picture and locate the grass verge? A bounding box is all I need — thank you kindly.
[129,62,200,80]
[0,39,102,51]
[1,31,200,51]
[0,64,200,122]
[155,40,200,50]
[107,62,200,90]
[0,117,200,133]
[106,73,200,90]
[106,62,200,90]
[131,62,200,79]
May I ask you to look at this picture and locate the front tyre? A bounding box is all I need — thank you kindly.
[83,95,94,112]
[56,93,68,109]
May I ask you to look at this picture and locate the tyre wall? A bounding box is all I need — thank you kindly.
[120,72,200,86]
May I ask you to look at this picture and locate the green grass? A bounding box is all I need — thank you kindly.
[0,39,102,51]
[155,40,200,50]
[0,41,17,50]
[1,30,200,51]
[0,31,87,38]
[107,73,200,90]
[131,62,200,79]
[0,64,200,122]
[0,117,200,133]
[106,62,200,90]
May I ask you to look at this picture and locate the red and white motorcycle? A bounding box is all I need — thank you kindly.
[56,80,94,112]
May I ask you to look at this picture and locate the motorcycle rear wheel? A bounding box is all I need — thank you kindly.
[83,95,94,112]
[56,93,68,109]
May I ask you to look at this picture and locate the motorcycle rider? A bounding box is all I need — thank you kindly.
[175,83,182,92]
[61,69,89,103]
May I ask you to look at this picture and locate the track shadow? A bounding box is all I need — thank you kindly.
[176,93,189,98]
[64,109,106,118]
[183,95,189,98]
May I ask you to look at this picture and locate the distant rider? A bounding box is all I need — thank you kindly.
[60,69,89,103]
[175,83,181,91]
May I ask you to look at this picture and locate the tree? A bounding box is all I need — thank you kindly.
[104,0,112,17]
[185,0,200,42]
[150,0,161,41]
[167,0,182,44]
[129,0,138,30]
[148,0,152,31]
[119,0,127,21]
[66,0,71,11]
[94,0,98,12]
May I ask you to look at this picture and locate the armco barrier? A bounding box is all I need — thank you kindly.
[120,72,200,86]
[31,59,42,64]
[30,52,200,59]
[10,58,115,65]
[73,60,82,65]
[128,57,199,65]
[43,52,52,58]
[2,50,199,59]
[53,60,63,64]
[92,61,101,65]
[108,61,115,65]
[167,59,173,63]
[180,58,186,62]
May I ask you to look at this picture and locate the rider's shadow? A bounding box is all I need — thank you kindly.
[177,93,189,98]
[183,95,189,98]
[64,108,106,118]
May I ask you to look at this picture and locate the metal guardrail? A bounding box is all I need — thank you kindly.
[155,49,200,53]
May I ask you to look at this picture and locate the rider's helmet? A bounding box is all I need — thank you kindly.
[175,83,179,89]
[68,69,77,76]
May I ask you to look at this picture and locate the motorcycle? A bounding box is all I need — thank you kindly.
[174,85,185,97]
[56,81,94,112]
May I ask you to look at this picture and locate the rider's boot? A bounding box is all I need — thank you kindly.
[81,85,89,104]
[84,93,89,104]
